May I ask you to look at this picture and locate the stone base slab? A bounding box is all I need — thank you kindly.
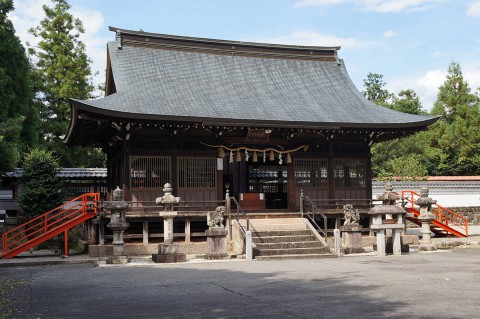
[159,243,180,255]
[89,245,113,257]
[418,243,437,251]
[205,253,229,260]
[342,247,365,254]
[152,253,186,263]
[106,256,130,265]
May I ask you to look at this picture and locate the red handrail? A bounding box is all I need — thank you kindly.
[401,190,468,237]
[2,193,99,258]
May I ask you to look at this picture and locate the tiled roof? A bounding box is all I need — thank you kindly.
[3,168,107,179]
[70,28,437,130]
[373,180,480,189]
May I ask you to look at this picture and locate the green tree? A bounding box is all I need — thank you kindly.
[0,0,39,173]
[377,154,428,181]
[362,73,393,106]
[28,0,104,167]
[432,61,479,123]
[391,89,424,115]
[429,62,480,175]
[18,149,64,220]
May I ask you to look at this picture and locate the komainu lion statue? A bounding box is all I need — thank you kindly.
[207,206,226,228]
[343,204,360,226]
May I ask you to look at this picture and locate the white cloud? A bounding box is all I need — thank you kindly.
[293,0,440,13]
[464,65,480,91]
[10,0,108,93]
[387,62,480,111]
[387,69,446,110]
[467,0,480,18]
[71,5,109,88]
[9,0,50,47]
[255,31,365,50]
[383,30,397,38]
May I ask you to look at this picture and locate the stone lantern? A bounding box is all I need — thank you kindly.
[104,186,130,264]
[415,187,437,251]
[152,183,186,263]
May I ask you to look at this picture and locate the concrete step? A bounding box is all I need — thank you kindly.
[254,241,323,250]
[255,253,337,261]
[252,234,317,243]
[252,230,312,237]
[253,247,330,256]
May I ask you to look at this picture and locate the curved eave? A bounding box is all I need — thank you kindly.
[72,98,438,129]
[66,98,439,147]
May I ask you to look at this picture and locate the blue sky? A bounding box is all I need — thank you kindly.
[10,0,480,110]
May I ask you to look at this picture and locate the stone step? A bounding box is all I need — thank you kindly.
[253,246,330,256]
[240,217,305,225]
[252,230,312,237]
[248,224,308,232]
[255,253,337,261]
[254,241,323,250]
[252,234,317,243]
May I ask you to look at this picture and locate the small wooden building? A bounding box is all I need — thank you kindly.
[65,27,437,210]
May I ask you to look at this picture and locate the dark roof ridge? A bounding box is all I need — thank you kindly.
[108,26,341,61]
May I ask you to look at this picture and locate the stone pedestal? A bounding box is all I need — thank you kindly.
[105,187,130,264]
[418,214,437,251]
[160,211,177,244]
[415,187,438,251]
[152,211,186,263]
[152,183,187,263]
[205,227,229,260]
[152,243,186,263]
[369,205,407,256]
[340,224,365,254]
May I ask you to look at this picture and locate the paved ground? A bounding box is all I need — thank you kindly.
[1,246,480,319]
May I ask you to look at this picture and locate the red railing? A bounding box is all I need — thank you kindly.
[401,190,468,237]
[1,193,99,259]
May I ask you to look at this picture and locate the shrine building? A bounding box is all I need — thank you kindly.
[65,27,438,211]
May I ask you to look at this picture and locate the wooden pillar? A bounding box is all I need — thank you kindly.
[185,218,191,243]
[98,223,105,245]
[327,141,335,200]
[143,221,149,245]
[287,161,295,210]
[63,230,68,257]
[217,158,224,203]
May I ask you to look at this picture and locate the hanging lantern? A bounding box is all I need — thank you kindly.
[269,150,275,161]
[218,147,225,158]
[253,151,258,162]
[236,150,241,162]
[287,153,292,164]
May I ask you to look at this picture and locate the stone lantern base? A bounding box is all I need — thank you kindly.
[205,227,229,260]
[152,244,186,263]
[340,224,365,254]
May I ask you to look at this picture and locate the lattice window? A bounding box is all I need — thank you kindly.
[333,159,366,189]
[178,157,216,189]
[294,159,328,188]
[130,156,171,188]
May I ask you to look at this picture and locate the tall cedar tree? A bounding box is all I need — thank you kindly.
[430,62,480,175]
[361,73,393,107]
[29,0,104,167]
[0,0,39,173]
[18,148,64,220]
